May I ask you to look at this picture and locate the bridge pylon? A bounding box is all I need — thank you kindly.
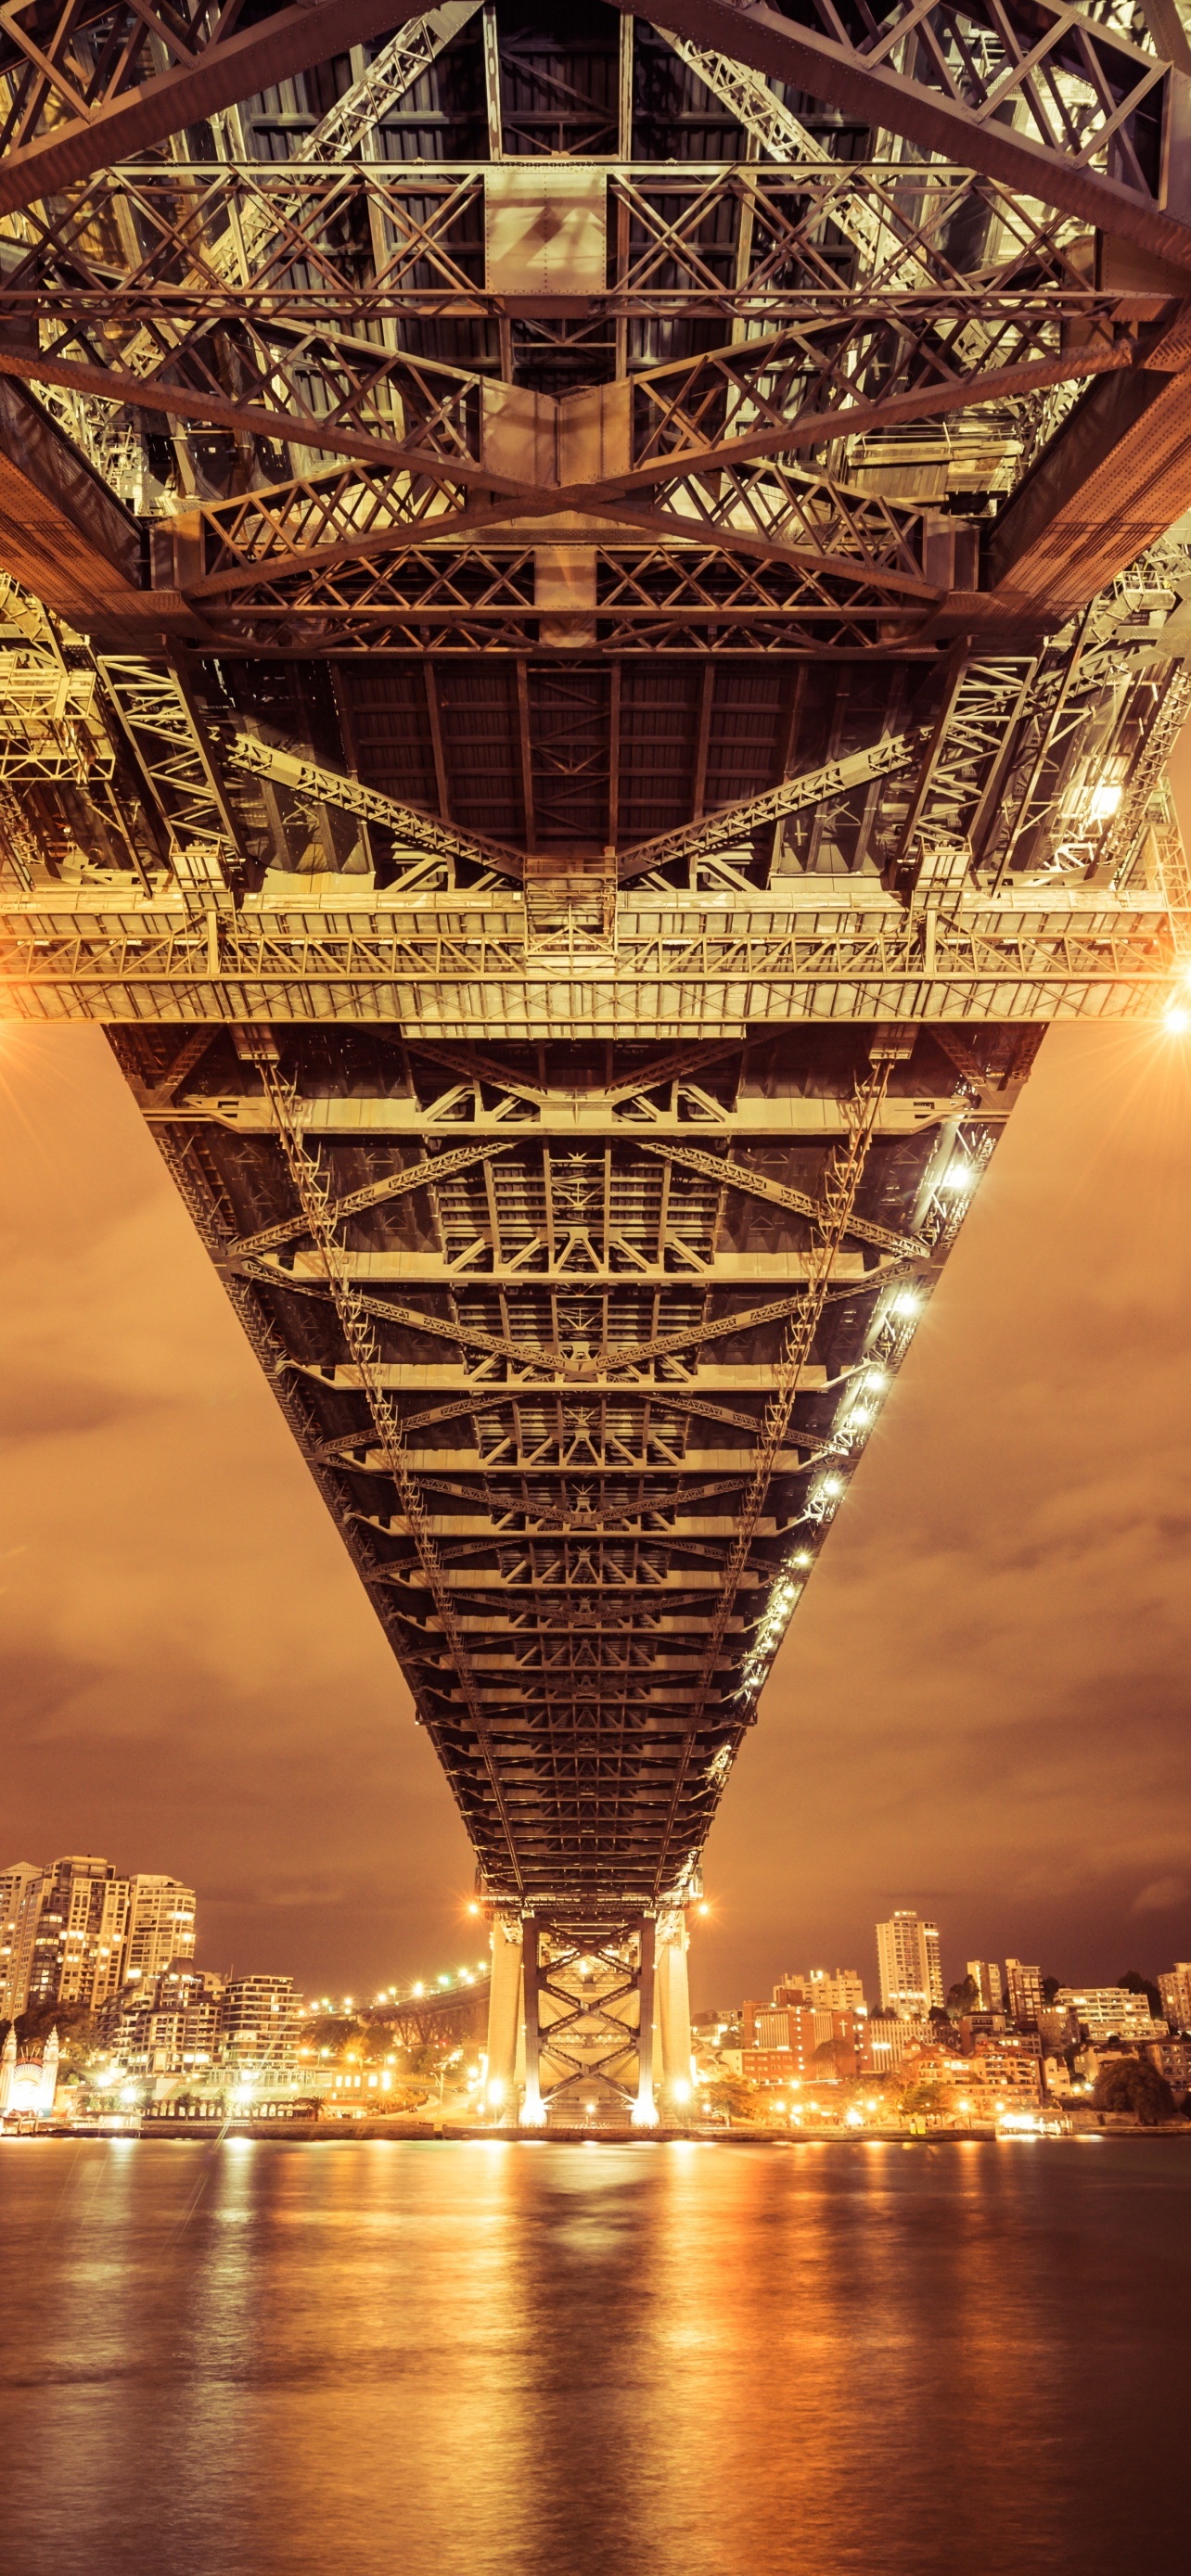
[485,1914,675,2130]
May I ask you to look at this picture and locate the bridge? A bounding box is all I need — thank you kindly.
[0,0,1188,2126]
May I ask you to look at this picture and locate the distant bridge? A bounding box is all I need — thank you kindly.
[368,1983,491,2054]
[1,0,1188,2126]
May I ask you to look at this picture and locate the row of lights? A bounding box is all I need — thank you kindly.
[302,1958,492,2018]
[740,1285,928,1695]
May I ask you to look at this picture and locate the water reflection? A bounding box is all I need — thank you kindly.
[1,2139,1185,2575]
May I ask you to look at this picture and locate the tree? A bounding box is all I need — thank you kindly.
[302,2012,365,2055]
[1118,1970,1162,2021]
[899,2077,944,2118]
[947,1975,980,2015]
[1042,1975,1062,2007]
[6,1999,100,2079]
[697,2071,757,2123]
[1092,2058,1176,2124]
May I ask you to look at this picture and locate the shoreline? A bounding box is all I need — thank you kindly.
[5,2118,1189,2146]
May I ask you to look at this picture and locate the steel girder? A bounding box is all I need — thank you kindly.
[1,886,1185,1028]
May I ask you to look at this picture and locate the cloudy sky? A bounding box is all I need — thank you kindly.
[3,997,1190,2011]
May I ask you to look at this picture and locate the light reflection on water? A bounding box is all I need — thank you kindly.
[1,2137,1185,2575]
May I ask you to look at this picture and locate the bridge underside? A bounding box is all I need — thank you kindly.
[2,0,1191,2112]
[112,1014,1035,1926]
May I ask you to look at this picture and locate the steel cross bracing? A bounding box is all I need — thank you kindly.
[3,1,1191,1931]
[2,0,1191,250]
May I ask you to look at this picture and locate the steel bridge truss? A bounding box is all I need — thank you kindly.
[4,0,1191,2070]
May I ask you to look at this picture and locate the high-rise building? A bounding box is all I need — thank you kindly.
[1158,1966,1191,2033]
[1005,1960,1044,2029]
[0,1865,44,2020]
[967,1959,1004,2012]
[877,1912,943,2019]
[24,1858,132,2014]
[2,1858,197,2018]
[121,1877,197,1992]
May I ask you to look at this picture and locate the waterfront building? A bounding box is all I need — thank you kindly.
[221,1976,301,2070]
[1056,1986,1168,2040]
[967,1960,1004,2011]
[121,1876,198,1991]
[952,2047,1043,2120]
[876,1912,943,2019]
[1158,1965,1191,2032]
[0,2022,58,2117]
[972,2042,1044,2098]
[1005,1960,1045,2028]
[114,1966,226,2077]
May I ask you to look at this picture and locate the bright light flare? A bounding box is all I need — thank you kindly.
[1162,1001,1191,1036]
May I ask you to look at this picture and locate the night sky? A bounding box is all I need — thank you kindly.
[3,995,1190,2013]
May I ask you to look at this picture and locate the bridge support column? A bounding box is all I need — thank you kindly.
[631,1917,660,2127]
[657,1909,693,2115]
[485,1914,522,2119]
[519,1919,546,2128]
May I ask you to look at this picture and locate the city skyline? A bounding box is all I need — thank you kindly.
[4,1840,1184,2034]
[2,1018,1190,2003]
